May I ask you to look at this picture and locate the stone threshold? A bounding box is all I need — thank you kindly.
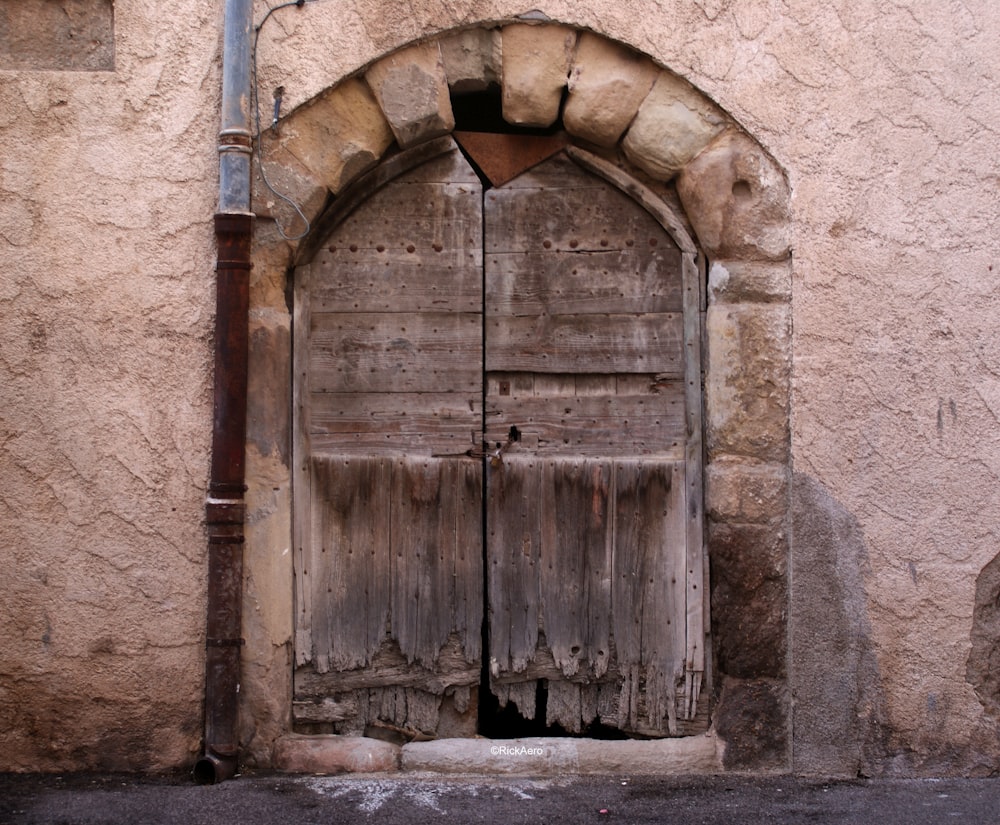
[273,732,723,776]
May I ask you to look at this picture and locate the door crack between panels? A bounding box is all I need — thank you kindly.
[478,172,491,735]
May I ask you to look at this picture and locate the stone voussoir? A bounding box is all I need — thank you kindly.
[501,23,577,128]
[252,138,328,242]
[677,129,791,261]
[365,41,455,149]
[439,27,502,93]
[273,734,401,774]
[621,69,729,181]
[281,78,394,195]
[563,32,659,147]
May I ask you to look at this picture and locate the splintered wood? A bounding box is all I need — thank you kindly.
[293,142,706,739]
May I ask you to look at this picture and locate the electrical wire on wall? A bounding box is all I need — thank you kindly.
[252,0,314,240]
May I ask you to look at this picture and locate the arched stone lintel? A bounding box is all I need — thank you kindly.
[254,24,790,264]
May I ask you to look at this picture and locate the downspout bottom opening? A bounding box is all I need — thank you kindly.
[193,751,238,785]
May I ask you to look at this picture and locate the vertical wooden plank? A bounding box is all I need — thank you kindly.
[613,459,684,734]
[444,458,484,663]
[487,457,540,675]
[293,262,313,667]
[506,681,537,720]
[539,458,612,678]
[309,456,391,674]
[682,251,706,716]
[546,681,583,733]
[391,457,454,667]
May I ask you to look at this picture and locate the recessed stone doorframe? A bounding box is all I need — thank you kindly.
[240,23,792,772]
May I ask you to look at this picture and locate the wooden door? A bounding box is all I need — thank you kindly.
[483,154,704,735]
[293,148,485,736]
[293,142,706,738]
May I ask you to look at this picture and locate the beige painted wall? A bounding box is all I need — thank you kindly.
[1,0,998,774]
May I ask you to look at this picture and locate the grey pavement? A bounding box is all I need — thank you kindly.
[3,773,1000,824]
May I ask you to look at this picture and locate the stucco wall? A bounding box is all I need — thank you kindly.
[1,0,998,775]
[0,0,221,770]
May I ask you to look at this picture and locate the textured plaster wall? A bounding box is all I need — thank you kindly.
[0,0,221,770]
[1,0,998,775]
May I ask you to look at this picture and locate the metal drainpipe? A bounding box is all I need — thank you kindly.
[194,0,254,785]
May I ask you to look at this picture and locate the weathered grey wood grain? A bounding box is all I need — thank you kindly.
[296,635,480,695]
[681,252,707,715]
[486,312,683,374]
[293,258,314,667]
[308,455,391,673]
[294,139,709,739]
[485,390,686,457]
[539,459,612,678]
[310,311,482,394]
[486,249,682,316]
[392,457,462,667]
[486,457,540,675]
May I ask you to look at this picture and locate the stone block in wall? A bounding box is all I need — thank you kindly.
[282,78,394,195]
[247,319,291,466]
[677,130,791,261]
[708,259,792,305]
[250,223,294,311]
[563,33,659,147]
[440,28,502,93]
[621,71,728,180]
[714,677,788,770]
[705,303,791,462]
[501,23,576,127]
[365,42,455,148]
[706,457,788,525]
[710,522,788,679]
[253,137,328,243]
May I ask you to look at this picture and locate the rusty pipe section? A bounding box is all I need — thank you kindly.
[196,0,254,785]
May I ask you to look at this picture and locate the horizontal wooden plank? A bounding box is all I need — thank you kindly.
[293,696,359,724]
[486,373,676,397]
[310,392,481,434]
[308,433,482,457]
[485,313,684,373]
[485,389,686,457]
[309,312,483,393]
[322,186,481,252]
[307,253,483,314]
[486,248,682,316]
[309,187,481,312]
[307,147,482,313]
[309,391,480,454]
[486,158,680,256]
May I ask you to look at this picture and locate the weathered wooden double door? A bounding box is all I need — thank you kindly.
[293,141,706,739]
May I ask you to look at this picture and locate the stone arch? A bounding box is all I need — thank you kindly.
[244,22,793,772]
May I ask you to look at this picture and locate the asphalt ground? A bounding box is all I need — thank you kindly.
[2,773,1000,825]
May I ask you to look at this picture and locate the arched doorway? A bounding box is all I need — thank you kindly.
[243,22,792,770]
[291,135,707,740]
